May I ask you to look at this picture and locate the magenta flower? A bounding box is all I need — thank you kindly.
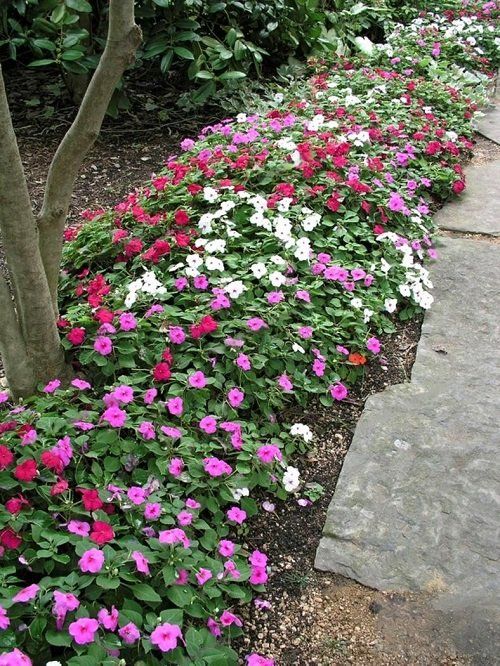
[236,353,251,370]
[127,486,147,505]
[295,290,310,303]
[143,388,158,404]
[247,653,275,665]
[220,610,243,627]
[94,336,113,356]
[203,457,232,477]
[177,510,193,526]
[256,445,282,464]
[249,566,268,585]
[150,622,183,653]
[97,606,119,631]
[247,317,267,331]
[119,312,137,331]
[168,457,184,476]
[144,502,162,520]
[199,416,217,434]
[188,370,207,388]
[131,551,150,575]
[161,425,182,439]
[278,374,293,392]
[138,421,156,440]
[186,498,200,509]
[249,550,268,567]
[169,326,186,344]
[226,506,247,524]
[12,584,39,603]
[102,405,127,428]
[298,326,313,339]
[195,568,213,585]
[71,378,91,390]
[330,383,348,401]
[43,379,61,394]
[267,291,284,304]
[111,385,134,404]
[227,387,244,408]
[158,528,190,549]
[69,617,99,645]
[366,336,381,354]
[79,548,105,574]
[67,520,90,536]
[119,622,141,644]
[218,539,236,557]
[166,396,183,416]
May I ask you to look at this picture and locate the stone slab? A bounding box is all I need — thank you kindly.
[434,159,500,236]
[315,238,500,657]
[477,104,500,144]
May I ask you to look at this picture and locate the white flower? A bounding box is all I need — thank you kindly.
[270,255,287,266]
[46,662,63,666]
[363,308,374,323]
[205,239,227,254]
[236,113,247,123]
[186,254,203,269]
[276,197,292,212]
[198,213,214,233]
[205,256,224,272]
[124,291,137,308]
[384,298,398,313]
[292,343,306,354]
[232,487,249,501]
[290,423,313,443]
[283,466,301,492]
[203,187,219,203]
[225,280,246,299]
[351,298,363,309]
[269,271,287,287]
[251,262,267,279]
[380,258,392,274]
[399,284,411,297]
[302,212,321,231]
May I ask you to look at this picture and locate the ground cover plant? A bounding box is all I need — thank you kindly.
[0,1,499,664]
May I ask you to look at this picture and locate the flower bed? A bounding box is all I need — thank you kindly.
[0,2,498,664]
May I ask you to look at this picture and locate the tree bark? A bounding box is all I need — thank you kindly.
[38,0,141,309]
[0,65,67,396]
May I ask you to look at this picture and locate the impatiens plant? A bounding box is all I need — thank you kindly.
[0,1,498,664]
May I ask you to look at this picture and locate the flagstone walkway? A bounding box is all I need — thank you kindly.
[315,110,500,663]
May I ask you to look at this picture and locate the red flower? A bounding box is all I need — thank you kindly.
[13,459,38,482]
[67,327,86,346]
[51,479,69,496]
[80,488,103,511]
[0,445,14,470]
[174,232,191,248]
[5,496,29,515]
[452,180,465,194]
[190,315,218,339]
[161,348,174,364]
[0,528,22,550]
[174,209,190,226]
[40,450,64,474]
[112,229,128,244]
[90,521,115,545]
[94,308,114,324]
[153,362,171,382]
[124,238,143,258]
[187,184,203,196]
[348,352,367,366]
[326,194,341,213]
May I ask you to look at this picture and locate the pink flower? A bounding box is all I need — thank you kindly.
[119,622,141,644]
[199,416,217,434]
[138,421,155,440]
[79,548,105,574]
[166,397,183,416]
[247,317,267,331]
[169,326,186,344]
[295,290,310,303]
[177,510,193,526]
[159,528,190,549]
[266,291,284,304]
[69,617,99,645]
[144,388,158,404]
[249,550,268,567]
[330,383,348,401]
[227,388,244,408]
[168,457,184,476]
[67,520,90,536]
[218,539,236,557]
[195,568,213,585]
[226,506,247,524]
[71,378,91,390]
[53,590,80,614]
[131,551,150,575]
[20,429,37,446]
[256,445,282,464]
[278,374,293,392]
[144,502,162,520]
[0,649,32,665]
[208,617,222,637]
[220,610,243,627]
[0,606,10,631]
[236,353,251,370]
[43,379,61,394]
[12,584,39,603]
[366,336,381,354]
[298,326,313,339]
[102,405,127,428]
[98,606,119,631]
[119,312,137,331]
[186,498,200,509]
[0,391,9,404]
[161,426,182,439]
[150,622,183,653]
[247,654,275,666]
[250,566,268,585]
[111,385,134,404]
[203,457,232,477]
[127,486,147,505]
[188,370,207,388]
[94,336,113,356]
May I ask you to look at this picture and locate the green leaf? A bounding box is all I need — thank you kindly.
[219,70,246,81]
[65,0,92,12]
[173,46,195,60]
[28,59,56,67]
[160,50,174,74]
[194,71,215,80]
[46,628,72,646]
[132,583,162,603]
[61,49,85,61]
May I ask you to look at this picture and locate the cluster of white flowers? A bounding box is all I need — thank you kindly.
[282,466,301,492]
[232,487,250,502]
[290,423,313,443]
[124,271,166,308]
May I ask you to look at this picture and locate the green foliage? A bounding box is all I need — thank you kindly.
[0,0,390,109]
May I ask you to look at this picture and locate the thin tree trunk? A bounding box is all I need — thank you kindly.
[0,65,67,396]
[38,0,141,310]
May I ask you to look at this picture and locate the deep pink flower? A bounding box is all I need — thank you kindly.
[150,622,183,653]
[218,539,236,557]
[203,457,232,477]
[166,397,183,416]
[131,551,150,575]
[168,457,184,476]
[330,383,348,401]
[366,336,381,354]
[159,528,190,549]
[227,388,244,408]
[119,312,137,331]
[94,336,113,356]
[195,568,213,585]
[247,317,267,331]
[12,584,39,603]
[188,371,207,388]
[220,610,243,627]
[69,617,99,645]
[144,502,162,520]
[102,405,127,427]
[169,326,186,344]
[67,520,90,536]
[278,374,293,391]
[226,506,247,524]
[43,379,61,394]
[79,548,105,573]
[256,445,282,464]
[199,416,217,434]
[98,606,119,631]
[236,353,251,370]
[119,622,141,644]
